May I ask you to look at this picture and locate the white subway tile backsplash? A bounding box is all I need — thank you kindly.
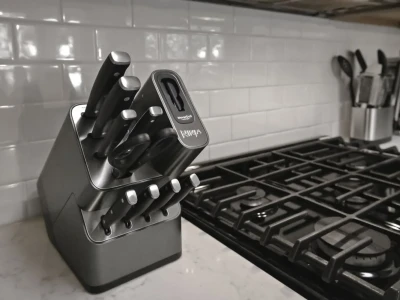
[0,140,52,186]
[25,179,39,202]
[250,37,285,62]
[203,117,231,144]
[284,39,314,61]
[0,23,13,59]
[283,85,313,107]
[311,83,340,104]
[16,24,95,61]
[160,32,189,60]
[232,62,266,87]
[267,62,305,85]
[295,105,323,127]
[0,1,399,225]
[133,0,189,30]
[249,86,283,111]
[209,35,250,61]
[0,182,28,226]
[270,14,302,38]
[190,91,209,118]
[312,41,339,62]
[249,126,318,152]
[189,2,234,33]
[190,34,208,60]
[0,106,21,145]
[209,88,249,117]
[63,63,102,102]
[132,62,187,84]
[187,62,231,90]
[210,139,248,160]
[19,103,70,142]
[302,19,336,40]
[62,0,132,26]
[96,28,158,61]
[249,131,289,152]
[193,146,209,164]
[0,65,64,105]
[314,123,332,136]
[232,112,266,139]
[265,108,297,133]
[0,0,61,22]
[234,7,269,36]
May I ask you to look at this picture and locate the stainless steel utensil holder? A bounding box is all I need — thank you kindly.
[350,106,394,143]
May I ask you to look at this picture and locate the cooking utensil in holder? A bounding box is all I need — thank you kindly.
[350,105,394,143]
[37,70,208,293]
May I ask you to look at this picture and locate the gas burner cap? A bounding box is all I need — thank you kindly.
[346,196,368,205]
[315,217,391,268]
[230,185,271,215]
[235,186,267,207]
[349,162,367,170]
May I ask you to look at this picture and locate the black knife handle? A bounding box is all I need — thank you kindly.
[100,189,138,235]
[162,174,200,211]
[122,185,160,227]
[130,127,177,171]
[377,49,388,76]
[91,76,141,138]
[108,133,151,179]
[143,179,181,217]
[128,106,163,139]
[95,109,137,158]
[355,49,367,73]
[84,51,130,118]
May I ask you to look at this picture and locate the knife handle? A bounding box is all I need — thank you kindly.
[355,49,367,73]
[95,109,137,158]
[108,133,151,179]
[122,185,160,228]
[84,51,130,118]
[162,174,200,211]
[127,106,163,139]
[143,179,181,217]
[130,127,177,171]
[378,49,388,77]
[91,76,141,138]
[100,189,137,235]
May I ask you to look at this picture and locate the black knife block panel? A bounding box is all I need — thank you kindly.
[37,70,208,293]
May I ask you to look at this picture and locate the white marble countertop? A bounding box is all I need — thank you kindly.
[0,217,304,300]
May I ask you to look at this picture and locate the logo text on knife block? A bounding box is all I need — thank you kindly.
[177,115,193,121]
[180,129,202,139]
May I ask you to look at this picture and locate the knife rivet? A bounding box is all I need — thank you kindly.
[121,199,124,203]
[114,72,120,77]
[124,97,130,102]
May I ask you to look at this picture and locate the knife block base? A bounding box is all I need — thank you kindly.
[39,188,182,294]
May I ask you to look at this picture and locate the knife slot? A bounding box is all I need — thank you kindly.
[157,73,194,124]
[162,78,184,112]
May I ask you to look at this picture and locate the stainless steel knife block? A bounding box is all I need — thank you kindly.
[350,106,394,143]
[37,70,209,293]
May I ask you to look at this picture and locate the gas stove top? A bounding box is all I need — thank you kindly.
[180,137,400,300]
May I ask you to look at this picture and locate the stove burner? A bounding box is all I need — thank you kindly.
[315,217,391,268]
[230,186,273,223]
[345,196,368,211]
[349,160,367,170]
[339,177,363,189]
[235,186,267,207]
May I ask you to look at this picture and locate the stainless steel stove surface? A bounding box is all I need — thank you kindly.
[179,137,400,300]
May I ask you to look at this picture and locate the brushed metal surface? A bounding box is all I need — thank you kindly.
[351,106,394,141]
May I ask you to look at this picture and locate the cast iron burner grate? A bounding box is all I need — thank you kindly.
[180,137,400,300]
